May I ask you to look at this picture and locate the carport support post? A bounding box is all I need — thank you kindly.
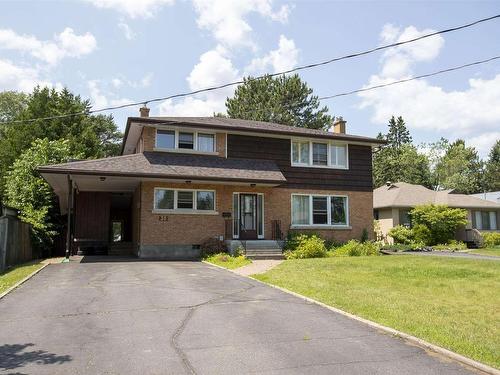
[62,175,72,263]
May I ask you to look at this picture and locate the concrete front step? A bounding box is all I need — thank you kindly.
[244,240,283,250]
[246,249,283,254]
[246,254,284,260]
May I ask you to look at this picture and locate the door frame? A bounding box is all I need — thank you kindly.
[232,192,264,240]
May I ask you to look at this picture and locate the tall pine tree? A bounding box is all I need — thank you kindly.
[225,74,332,130]
[373,116,431,188]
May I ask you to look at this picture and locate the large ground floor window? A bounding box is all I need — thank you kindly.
[291,194,349,227]
[154,188,215,213]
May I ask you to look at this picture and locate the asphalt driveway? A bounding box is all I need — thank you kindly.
[0,258,481,374]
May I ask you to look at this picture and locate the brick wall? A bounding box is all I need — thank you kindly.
[138,181,373,246]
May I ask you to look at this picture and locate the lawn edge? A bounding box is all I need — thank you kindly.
[203,260,499,375]
[0,262,49,300]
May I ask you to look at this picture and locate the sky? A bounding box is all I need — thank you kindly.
[0,0,499,158]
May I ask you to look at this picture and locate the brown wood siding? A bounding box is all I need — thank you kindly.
[227,134,373,191]
[74,192,111,241]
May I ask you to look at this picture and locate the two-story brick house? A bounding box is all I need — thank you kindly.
[39,108,384,259]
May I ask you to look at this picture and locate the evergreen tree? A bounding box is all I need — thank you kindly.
[225,74,332,130]
[483,140,500,192]
[373,116,431,188]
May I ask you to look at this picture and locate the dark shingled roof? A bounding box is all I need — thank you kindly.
[39,151,286,184]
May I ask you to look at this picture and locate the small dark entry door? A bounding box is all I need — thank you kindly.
[240,194,258,240]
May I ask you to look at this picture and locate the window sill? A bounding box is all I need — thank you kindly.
[290,225,352,230]
[291,163,348,170]
[152,210,219,215]
[153,147,218,156]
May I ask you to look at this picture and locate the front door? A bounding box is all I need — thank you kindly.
[240,194,258,240]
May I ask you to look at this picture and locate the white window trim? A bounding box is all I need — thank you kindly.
[232,192,265,239]
[290,193,350,228]
[155,128,218,155]
[290,138,349,169]
[153,187,217,214]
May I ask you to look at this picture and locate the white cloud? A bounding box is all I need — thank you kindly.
[0,27,96,65]
[245,34,298,75]
[85,0,174,18]
[359,24,500,158]
[192,0,290,48]
[159,46,239,116]
[118,21,136,40]
[88,79,132,109]
[0,59,55,92]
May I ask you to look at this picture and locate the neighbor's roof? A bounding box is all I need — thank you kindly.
[374,182,500,209]
[38,151,286,184]
[122,116,386,155]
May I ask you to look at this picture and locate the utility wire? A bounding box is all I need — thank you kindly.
[1,13,499,125]
[318,55,500,100]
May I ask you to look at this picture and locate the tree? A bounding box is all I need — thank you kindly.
[225,74,332,130]
[4,139,81,254]
[433,139,482,194]
[373,116,431,188]
[483,140,500,192]
[0,91,28,123]
[386,116,412,151]
[0,86,122,197]
[410,204,468,245]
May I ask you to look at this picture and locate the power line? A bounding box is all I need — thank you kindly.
[318,55,500,100]
[1,13,499,125]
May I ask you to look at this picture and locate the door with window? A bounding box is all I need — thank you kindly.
[240,194,257,240]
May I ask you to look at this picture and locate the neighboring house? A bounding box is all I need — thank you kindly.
[374,182,500,244]
[471,191,500,205]
[39,109,384,259]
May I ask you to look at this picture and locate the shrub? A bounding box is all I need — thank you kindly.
[410,204,467,245]
[388,225,414,245]
[432,240,467,251]
[412,224,432,245]
[482,232,500,248]
[284,235,327,259]
[360,228,369,243]
[200,238,228,257]
[332,240,380,257]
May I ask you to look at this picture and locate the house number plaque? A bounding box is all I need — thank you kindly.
[158,215,169,222]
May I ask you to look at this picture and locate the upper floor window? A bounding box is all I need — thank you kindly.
[156,129,216,153]
[291,139,348,169]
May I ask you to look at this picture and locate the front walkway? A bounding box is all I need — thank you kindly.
[0,259,479,374]
[233,259,283,276]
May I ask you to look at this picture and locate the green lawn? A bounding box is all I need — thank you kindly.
[469,246,500,257]
[204,253,251,270]
[254,256,500,368]
[0,261,44,294]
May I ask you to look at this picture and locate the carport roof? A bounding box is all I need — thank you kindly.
[38,151,286,185]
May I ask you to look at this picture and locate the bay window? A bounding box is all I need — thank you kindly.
[291,139,348,169]
[154,188,216,213]
[291,194,349,227]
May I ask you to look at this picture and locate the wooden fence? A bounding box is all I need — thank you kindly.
[0,214,33,273]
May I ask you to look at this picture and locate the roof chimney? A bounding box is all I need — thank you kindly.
[332,116,346,134]
[139,104,150,118]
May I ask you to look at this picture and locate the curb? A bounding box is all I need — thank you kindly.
[202,260,499,375]
[0,262,49,300]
